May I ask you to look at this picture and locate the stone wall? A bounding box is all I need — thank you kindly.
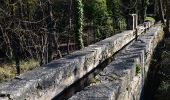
[68,24,164,100]
[0,21,157,100]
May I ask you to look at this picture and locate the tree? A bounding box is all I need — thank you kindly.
[158,0,165,24]
[107,0,126,31]
[74,0,84,49]
[165,0,170,36]
[46,0,59,63]
[84,0,113,40]
[141,0,149,23]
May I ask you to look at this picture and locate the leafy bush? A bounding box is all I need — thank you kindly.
[84,0,113,39]
[145,17,155,23]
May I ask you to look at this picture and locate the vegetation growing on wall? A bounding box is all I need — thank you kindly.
[74,0,84,49]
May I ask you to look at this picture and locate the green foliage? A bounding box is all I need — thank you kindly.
[136,64,141,75]
[145,17,155,23]
[158,81,170,93]
[155,81,170,99]
[75,0,84,49]
[107,0,121,18]
[84,0,113,39]
[144,0,150,7]
[89,77,100,84]
[107,0,126,31]
[84,0,108,20]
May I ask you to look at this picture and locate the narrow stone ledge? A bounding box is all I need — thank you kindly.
[68,24,163,100]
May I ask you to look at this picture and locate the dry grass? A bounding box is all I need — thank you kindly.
[0,59,39,83]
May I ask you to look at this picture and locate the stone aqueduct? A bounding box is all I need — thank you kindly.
[0,15,164,100]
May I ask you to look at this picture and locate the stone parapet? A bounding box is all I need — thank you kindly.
[68,24,164,100]
[0,22,155,100]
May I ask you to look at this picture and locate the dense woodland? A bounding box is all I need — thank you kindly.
[0,0,169,76]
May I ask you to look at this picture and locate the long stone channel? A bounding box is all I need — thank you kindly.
[68,23,164,100]
[0,21,163,100]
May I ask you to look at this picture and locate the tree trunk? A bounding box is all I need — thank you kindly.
[47,0,58,62]
[158,0,165,24]
[11,2,21,75]
[11,33,20,75]
[74,0,84,49]
[67,0,73,54]
[141,0,146,23]
[165,0,170,37]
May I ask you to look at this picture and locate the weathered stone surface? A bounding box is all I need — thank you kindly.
[68,24,164,100]
[0,22,154,100]
[69,83,120,100]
